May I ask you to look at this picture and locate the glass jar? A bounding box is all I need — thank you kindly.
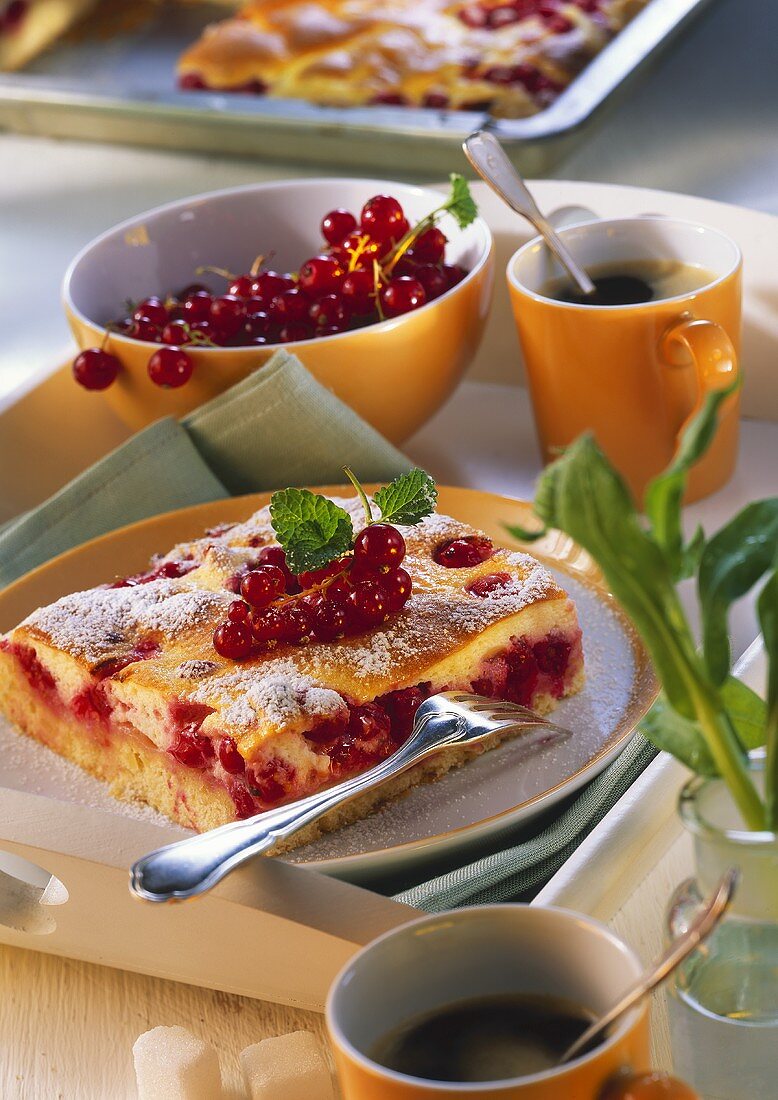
[666,768,778,1099]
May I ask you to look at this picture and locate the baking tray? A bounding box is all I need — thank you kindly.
[0,0,715,174]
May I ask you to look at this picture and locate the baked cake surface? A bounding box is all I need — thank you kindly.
[177,0,649,118]
[0,497,584,845]
[0,0,97,71]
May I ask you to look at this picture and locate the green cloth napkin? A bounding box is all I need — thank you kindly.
[0,351,410,588]
[394,733,657,910]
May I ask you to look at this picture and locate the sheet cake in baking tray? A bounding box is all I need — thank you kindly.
[0,0,713,172]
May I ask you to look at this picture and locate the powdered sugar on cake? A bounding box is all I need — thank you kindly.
[189,660,348,729]
[23,581,232,663]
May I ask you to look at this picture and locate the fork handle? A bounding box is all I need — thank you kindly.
[130,711,463,903]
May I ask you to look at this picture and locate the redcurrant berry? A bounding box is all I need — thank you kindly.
[410,226,447,263]
[414,264,448,301]
[309,293,351,332]
[348,580,388,628]
[298,255,344,298]
[72,348,121,390]
[210,294,246,339]
[161,320,192,345]
[240,564,286,608]
[271,288,310,323]
[311,599,348,641]
[380,276,426,317]
[360,195,406,242]
[381,566,412,611]
[228,274,257,299]
[147,346,194,388]
[253,271,295,300]
[227,600,251,623]
[353,524,406,571]
[129,316,161,342]
[133,297,168,327]
[466,572,511,597]
[321,208,357,246]
[213,620,253,659]
[256,546,299,591]
[341,269,376,314]
[182,291,212,321]
[250,606,286,642]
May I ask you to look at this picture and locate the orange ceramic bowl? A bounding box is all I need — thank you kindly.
[63,178,494,443]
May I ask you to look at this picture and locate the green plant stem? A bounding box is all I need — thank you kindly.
[343,467,374,525]
[691,683,766,829]
[766,699,778,830]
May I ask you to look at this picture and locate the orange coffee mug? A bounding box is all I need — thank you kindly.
[506,217,742,503]
[326,905,650,1099]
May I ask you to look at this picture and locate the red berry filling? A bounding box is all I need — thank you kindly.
[434,535,494,568]
[466,572,511,597]
[14,645,56,694]
[472,631,577,705]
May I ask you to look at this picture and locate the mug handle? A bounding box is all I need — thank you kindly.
[659,315,739,442]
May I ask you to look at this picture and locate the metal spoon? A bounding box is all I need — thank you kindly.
[558,867,738,1066]
[463,129,597,299]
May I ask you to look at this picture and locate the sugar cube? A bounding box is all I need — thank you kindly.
[133,1025,223,1100]
[240,1030,335,1100]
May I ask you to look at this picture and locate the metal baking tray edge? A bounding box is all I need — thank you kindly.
[0,0,715,173]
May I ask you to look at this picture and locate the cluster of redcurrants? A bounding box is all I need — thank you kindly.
[212,523,413,660]
[213,529,503,661]
[71,192,467,391]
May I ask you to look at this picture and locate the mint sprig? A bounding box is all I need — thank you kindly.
[374,468,438,525]
[269,468,438,574]
[446,173,479,230]
[269,488,354,575]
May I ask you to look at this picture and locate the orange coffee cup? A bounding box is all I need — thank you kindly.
[326,905,649,1099]
[506,217,742,503]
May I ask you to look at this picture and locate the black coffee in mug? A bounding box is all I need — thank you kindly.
[369,992,599,1082]
[542,259,717,306]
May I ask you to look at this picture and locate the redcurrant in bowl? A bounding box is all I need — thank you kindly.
[63,178,494,443]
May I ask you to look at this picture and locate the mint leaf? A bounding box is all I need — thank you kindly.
[374,468,437,526]
[269,488,353,575]
[446,173,478,229]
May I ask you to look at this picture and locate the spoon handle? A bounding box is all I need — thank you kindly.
[463,130,596,298]
[558,868,739,1066]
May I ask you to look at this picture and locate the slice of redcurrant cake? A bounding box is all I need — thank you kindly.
[0,472,584,849]
[0,0,97,71]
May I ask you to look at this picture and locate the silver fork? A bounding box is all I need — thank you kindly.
[129,692,571,903]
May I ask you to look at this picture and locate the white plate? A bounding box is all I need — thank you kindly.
[0,487,656,884]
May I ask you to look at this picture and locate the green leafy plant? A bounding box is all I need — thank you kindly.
[507,380,778,830]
